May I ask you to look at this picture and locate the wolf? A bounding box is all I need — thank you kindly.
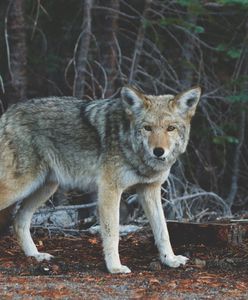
[0,86,201,273]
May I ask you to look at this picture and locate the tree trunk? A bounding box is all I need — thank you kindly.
[226,111,246,207]
[226,21,248,207]
[94,0,120,98]
[129,0,152,84]
[180,13,197,89]
[6,0,27,105]
[73,0,93,99]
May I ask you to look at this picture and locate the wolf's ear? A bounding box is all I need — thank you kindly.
[121,87,146,114]
[173,87,201,118]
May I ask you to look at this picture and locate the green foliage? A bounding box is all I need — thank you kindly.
[227,49,242,59]
[176,0,206,14]
[177,0,191,6]
[213,135,239,145]
[216,44,227,52]
[193,25,205,33]
[159,17,182,27]
[227,92,248,103]
[230,75,248,89]
[216,43,242,59]
[159,17,205,34]
[160,1,206,33]
[142,18,152,29]
[217,0,248,7]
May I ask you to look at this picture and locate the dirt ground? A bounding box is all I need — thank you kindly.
[0,227,247,299]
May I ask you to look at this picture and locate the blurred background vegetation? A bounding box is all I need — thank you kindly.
[0,0,247,224]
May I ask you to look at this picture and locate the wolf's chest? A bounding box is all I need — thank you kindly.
[118,166,170,190]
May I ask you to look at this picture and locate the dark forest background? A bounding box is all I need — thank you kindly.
[0,0,248,225]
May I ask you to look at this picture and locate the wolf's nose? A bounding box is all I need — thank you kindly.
[153,147,164,157]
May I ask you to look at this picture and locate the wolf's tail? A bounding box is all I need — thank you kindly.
[0,205,15,234]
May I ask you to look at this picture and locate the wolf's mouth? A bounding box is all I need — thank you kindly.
[155,157,166,162]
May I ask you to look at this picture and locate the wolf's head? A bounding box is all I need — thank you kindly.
[121,86,201,169]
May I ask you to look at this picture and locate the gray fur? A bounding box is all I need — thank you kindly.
[0,86,201,273]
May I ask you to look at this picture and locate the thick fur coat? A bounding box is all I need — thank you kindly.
[0,86,201,273]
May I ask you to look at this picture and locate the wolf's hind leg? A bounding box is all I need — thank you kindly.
[14,180,58,262]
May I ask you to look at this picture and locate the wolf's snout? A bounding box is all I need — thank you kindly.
[153,147,164,158]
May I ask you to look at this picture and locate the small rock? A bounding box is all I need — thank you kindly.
[149,261,162,271]
[192,258,206,268]
[38,265,51,275]
[51,263,60,274]
[149,278,160,285]
[226,258,234,264]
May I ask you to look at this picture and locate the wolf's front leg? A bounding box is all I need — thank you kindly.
[138,183,188,268]
[98,178,131,274]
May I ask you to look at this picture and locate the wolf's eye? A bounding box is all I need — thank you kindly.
[167,125,176,132]
[144,125,152,131]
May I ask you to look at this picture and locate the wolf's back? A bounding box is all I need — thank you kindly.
[0,96,107,201]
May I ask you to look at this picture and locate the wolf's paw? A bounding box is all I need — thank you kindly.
[32,252,54,262]
[108,264,131,274]
[161,254,189,268]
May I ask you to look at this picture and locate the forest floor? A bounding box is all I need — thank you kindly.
[0,227,247,299]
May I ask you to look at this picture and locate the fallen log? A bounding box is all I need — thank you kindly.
[167,220,248,246]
